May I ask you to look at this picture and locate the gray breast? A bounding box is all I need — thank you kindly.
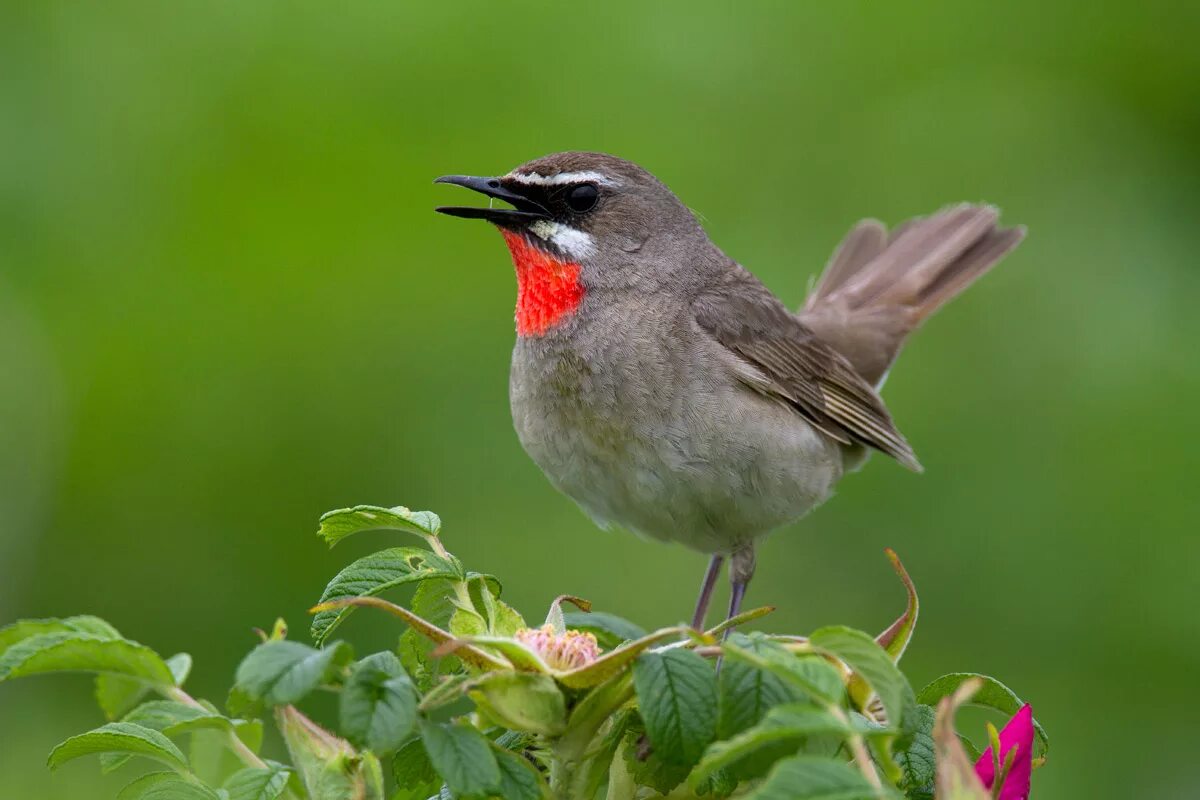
[508,300,844,554]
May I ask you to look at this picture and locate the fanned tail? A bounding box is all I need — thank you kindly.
[801,204,1024,385]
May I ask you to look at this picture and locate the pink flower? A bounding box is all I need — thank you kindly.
[974,704,1034,800]
[513,624,601,671]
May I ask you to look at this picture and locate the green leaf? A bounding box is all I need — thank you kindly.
[622,731,690,794]
[0,632,175,687]
[117,772,222,800]
[390,737,439,800]
[810,626,911,726]
[468,671,567,736]
[492,600,527,638]
[932,680,990,800]
[917,673,1048,757]
[875,550,919,663]
[317,504,442,548]
[418,719,501,797]
[310,547,464,645]
[48,722,188,772]
[223,765,291,800]
[742,754,896,799]
[562,611,647,649]
[894,703,935,794]
[0,616,121,654]
[340,651,417,754]
[234,640,353,706]
[399,578,462,690]
[721,638,844,704]
[718,633,806,738]
[489,746,547,800]
[102,701,235,772]
[693,703,864,784]
[98,653,195,720]
[632,648,717,766]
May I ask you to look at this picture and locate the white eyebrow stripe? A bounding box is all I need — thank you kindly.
[528,220,596,259]
[508,170,617,187]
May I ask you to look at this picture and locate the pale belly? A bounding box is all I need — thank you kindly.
[509,335,844,554]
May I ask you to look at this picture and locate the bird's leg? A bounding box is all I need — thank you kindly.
[690,555,725,630]
[726,544,757,635]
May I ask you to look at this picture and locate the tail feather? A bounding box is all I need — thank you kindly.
[801,204,1024,385]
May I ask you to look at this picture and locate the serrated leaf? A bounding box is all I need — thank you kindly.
[622,733,690,794]
[633,649,717,766]
[317,504,442,548]
[223,765,291,800]
[489,746,547,800]
[116,772,222,800]
[917,673,1048,757]
[390,737,439,800]
[399,579,462,691]
[310,547,463,645]
[340,651,417,754]
[100,652,194,720]
[48,722,188,772]
[562,612,647,649]
[693,703,864,784]
[810,626,911,727]
[102,701,235,772]
[721,638,844,705]
[718,633,806,738]
[933,680,990,800]
[234,640,353,707]
[742,754,895,799]
[0,631,176,690]
[418,719,501,797]
[468,671,566,736]
[0,616,121,654]
[895,703,936,793]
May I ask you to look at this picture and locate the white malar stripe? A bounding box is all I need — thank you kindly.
[528,220,596,259]
[508,170,617,187]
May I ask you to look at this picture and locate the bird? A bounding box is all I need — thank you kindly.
[434,152,1023,630]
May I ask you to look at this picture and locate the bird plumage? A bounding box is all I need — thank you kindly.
[435,151,1024,625]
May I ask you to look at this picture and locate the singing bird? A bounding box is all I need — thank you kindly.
[435,152,1023,628]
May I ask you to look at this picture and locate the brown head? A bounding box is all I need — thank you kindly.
[436,152,721,335]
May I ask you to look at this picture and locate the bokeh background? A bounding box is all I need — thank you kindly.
[2,2,1198,797]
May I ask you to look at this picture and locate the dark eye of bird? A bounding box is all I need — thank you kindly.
[565,183,599,213]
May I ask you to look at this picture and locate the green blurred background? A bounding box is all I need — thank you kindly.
[2,2,1198,797]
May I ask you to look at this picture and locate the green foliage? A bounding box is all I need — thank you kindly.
[234,640,353,708]
[47,722,188,773]
[633,649,718,767]
[310,548,463,645]
[0,502,1050,799]
[338,652,417,755]
[418,719,501,797]
[917,673,1049,757]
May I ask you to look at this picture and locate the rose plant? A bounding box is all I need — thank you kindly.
[0,503,1049,799]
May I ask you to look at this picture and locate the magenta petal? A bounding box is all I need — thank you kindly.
[974,704,1034,800]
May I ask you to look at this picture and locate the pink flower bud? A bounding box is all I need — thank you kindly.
[974,704,1034,800]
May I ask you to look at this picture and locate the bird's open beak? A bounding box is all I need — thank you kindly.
[434,175,551,226]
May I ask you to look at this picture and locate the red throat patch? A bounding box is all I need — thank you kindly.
[500,230,585,337]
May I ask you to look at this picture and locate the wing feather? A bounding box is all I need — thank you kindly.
[693,276,922,472]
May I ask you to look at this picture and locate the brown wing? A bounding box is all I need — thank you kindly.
[693,277,922,472]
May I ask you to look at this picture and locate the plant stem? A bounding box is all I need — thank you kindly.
[826,704,883,791]
[165,687,270,769]
[164,686,301,800]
